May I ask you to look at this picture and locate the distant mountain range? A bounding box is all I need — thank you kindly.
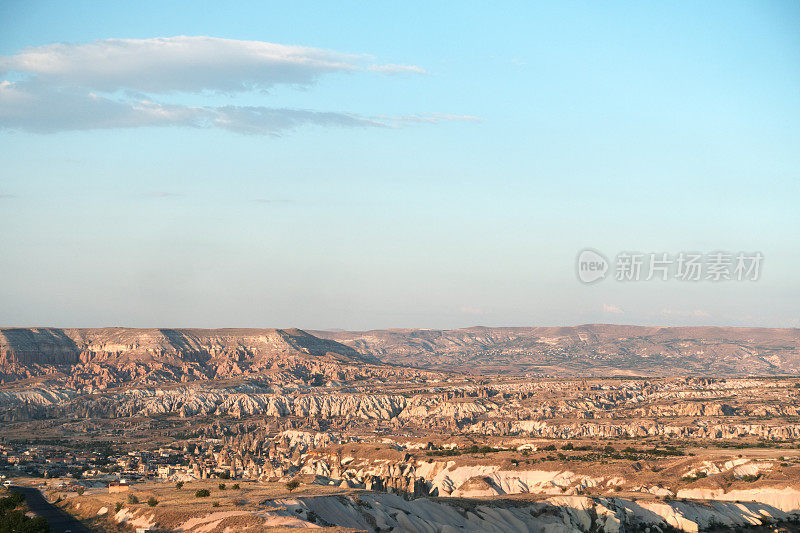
[1,325,799,387]
[313,324,800,377]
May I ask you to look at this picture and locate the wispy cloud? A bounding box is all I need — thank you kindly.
[602,303,624,314]
[0,80,472,134]
[0,37,477,135]
[0,81,381,134]
[368,64,428,75]
[213,105,381,134]
[145,191,179,198]
[382,113,483,126]
[0,193,16,199]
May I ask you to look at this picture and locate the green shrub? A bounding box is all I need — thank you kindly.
[681,472,708,483]
[127,494,139,504]
[285,480,300,492]
[0,498,49,533]
[0,492,25,510]
[426,449,460,457]
[218,483,226,490]
[147,497,159,507]
[175,481,184,489]
[195,489,210,498]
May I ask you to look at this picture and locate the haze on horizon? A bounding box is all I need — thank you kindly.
[0,1,798,331]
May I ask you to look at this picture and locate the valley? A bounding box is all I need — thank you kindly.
[3,326,800,532]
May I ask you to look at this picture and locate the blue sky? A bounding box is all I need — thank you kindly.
[0,1,798,329]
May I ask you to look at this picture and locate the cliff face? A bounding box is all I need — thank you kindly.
[0,328,82,365]
[0,327,382,387]
[0,327,371,364]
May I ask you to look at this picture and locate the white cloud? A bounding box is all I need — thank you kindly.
[386,113,483,125]
[212,105,381,134]
[0,81,196,132]
[0,36,419,93]
[0,80,473,134]
[0,81,381,134]
[0,36,479,135]
[459,306,483,315]
[602,303,624,314]
[0,37,482,135]
[368,64,428,75]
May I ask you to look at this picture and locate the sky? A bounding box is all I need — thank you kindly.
[0,1,798,330]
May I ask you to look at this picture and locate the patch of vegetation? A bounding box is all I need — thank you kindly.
[147,497,159,507]
[0,493,24,511]
[681,472,708,482]
[0,491,49,533]
[306,510,321,524]
[115,501,123,512]
[286,480,300,492]
[716,440,793,450]
[218,483,226,490]
[127,494,139,504]
[643,446,685,457]
[426,448,461,457]
[426,444,507,457]
[195,489,210,498]
[175,481,184,489]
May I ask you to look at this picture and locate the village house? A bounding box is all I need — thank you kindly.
[108,480,130,493]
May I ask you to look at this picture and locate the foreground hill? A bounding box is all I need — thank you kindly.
[0,327,394,388]
[313,324,800,376]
